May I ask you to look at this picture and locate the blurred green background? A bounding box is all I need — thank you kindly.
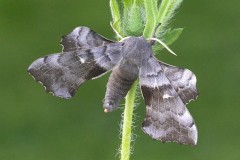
[0,0,239,159]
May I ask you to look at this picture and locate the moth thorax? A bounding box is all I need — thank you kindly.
[122,36,152,67]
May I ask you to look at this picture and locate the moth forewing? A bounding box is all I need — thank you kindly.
[28,27,124,99]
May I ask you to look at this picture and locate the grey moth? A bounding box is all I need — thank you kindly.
[28,26,199,145]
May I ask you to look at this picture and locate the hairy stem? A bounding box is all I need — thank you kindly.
[120,81,138,160]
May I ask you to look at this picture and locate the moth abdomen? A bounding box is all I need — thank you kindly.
[103,63,138,112]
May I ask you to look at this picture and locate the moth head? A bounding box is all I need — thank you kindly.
[121,36,152,66]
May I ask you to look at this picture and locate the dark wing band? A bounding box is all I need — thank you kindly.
[60,26,113,52]
[139,56,198,145]
[28,43,124,99]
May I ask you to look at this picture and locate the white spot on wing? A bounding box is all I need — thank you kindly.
[163,94,173,99]
[79,57,86,63]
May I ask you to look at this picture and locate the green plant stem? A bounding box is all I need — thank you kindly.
[120,81,138,160]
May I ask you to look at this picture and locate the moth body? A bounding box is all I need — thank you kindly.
[103,37,153,112]
[121,36,152,67]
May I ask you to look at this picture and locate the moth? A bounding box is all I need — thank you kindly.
[28,26,199,145]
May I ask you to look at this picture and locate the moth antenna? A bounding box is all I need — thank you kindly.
[148,38,177,56]
[110,22,123,40]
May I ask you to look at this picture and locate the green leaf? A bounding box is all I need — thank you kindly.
[123,0,134,18]
[157,0,173,24]
[143,0,157,38]
[156,0,183,36]
[110,0,121,23]
[153,28,183,54]
[123,2,145,36]
[134,0,144,5]
[110,0,122,38]
[123,0,134,8]
[162,28,183,45]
